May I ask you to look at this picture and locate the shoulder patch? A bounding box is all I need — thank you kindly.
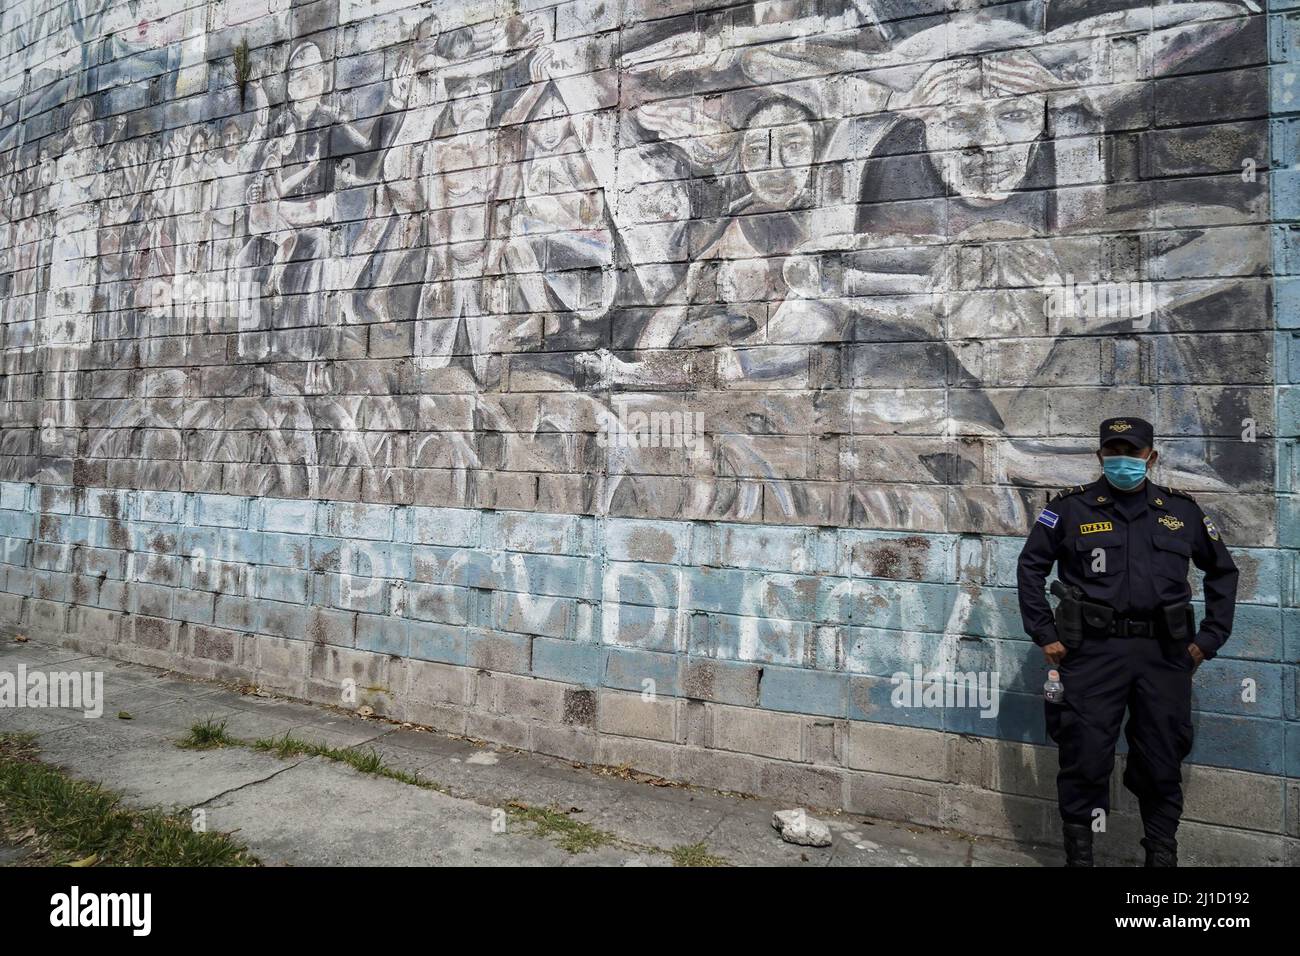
[1203,515,1220,541]
[1047,485,1085,503]
[1036,508,1060,529]
[1162,484,1197,503]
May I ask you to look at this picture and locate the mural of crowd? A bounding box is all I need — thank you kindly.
[0,0,1273,533]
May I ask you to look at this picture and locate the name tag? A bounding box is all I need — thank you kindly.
[1079,521,1113,534]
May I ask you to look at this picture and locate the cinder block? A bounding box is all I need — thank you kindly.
[192,493,249,528]
[466,629,532,675]
[597,689,676,741]
[605,517,689,564]
[408,620,465,665]
[1175,821,1290,866]
[406,507,481,547]
[355,612,410,657]
[257,497,318,533]
[493,510,594,556]
[135,490,184,523]
[845,770,947,829]
[711,704,803,762]
[304,607,355,648]
[188,623,241,663]
[404,658,470,707]
[0,481,30,511]
[127,614,178,652]
[255,566,309,604]
[494,673,568,723]
[941,785,1056,845]
[253,634,308,686]
[533,724,599,764]
[173,588,216,625]
[758,761,843,810]
[682,657,761,706]
[68,605,123,643]
[759,666,847,717]
[466,711,532,750]
[532,637,603,686]
[603,646,680,696]
[596,733,677,779]
[1182,764,1286,832]
[0,592,24,625]
[675,746,762,795]
[253,599,306,641]
[307,644,392,704]
[318,501,396,541]
[28,598,68,633]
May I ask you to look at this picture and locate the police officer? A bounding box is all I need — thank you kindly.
[1017,418,1238,867]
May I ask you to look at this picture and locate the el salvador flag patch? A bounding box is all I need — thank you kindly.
[1037,509,1059,529]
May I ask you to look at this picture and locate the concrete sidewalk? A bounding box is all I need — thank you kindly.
[1,637,1053,867]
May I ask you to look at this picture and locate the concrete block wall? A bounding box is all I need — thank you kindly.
[0,478,1295,862]
[0,0,1296,861]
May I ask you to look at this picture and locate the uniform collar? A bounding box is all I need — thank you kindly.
[1145,482,1171,511]
[1083,477,1114,507]
[1085,477,1167,509]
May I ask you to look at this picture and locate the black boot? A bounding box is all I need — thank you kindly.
[1141,837,1178,867]
[1063,823,1094,867]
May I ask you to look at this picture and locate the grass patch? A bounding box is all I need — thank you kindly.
[0,733,256,867]
[670,841,727,867]
[505,801,617,854]
[178,718,240,750]
[251,733,443,792]
[251,731,315,760]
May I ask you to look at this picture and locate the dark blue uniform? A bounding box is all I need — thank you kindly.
[1017,477,1238,851]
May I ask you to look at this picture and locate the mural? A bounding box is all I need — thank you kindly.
[0,0,1273,534]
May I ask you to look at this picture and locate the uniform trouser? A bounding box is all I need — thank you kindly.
[1045,633,1195,845]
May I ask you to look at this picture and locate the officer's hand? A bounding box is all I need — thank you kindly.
[1042,641,1068,666]
[1187,643,1205,670]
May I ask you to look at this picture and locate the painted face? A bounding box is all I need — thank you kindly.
[287,43,325,112]
[527,92,570,153]
[222,122,241,160]
[70,102,94,148]
[449,76,492,130]
[741,102,814,208]
[925,93,1045,201]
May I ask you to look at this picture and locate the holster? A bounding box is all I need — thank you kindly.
[1162,602,1195,642]
[1079,600,1115,634]
[1050,581,1085,649]
[1053,601,1082,649]
[1051,581,1115,648]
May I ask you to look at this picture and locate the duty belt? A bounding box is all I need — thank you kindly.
[1102,616,1163,639]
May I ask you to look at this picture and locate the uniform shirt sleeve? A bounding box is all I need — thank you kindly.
[1189,504,1239,660]
[1017,506,1064,647]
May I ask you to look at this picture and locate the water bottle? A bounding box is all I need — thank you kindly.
[1043,669,1065,704]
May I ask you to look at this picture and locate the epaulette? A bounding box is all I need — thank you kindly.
[1047,484,1087,503]
[1159,483,1197,503]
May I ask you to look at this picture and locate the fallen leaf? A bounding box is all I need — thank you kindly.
[117,711,133,720]
[13,634,28,643]
[69,854,98,867]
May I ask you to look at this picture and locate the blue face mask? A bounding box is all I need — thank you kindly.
[1103,455,1148,491]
